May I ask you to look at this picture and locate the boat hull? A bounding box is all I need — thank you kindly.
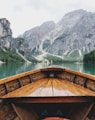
[0,67,95,97]
[0,67,95,119]
[0,96,95,120]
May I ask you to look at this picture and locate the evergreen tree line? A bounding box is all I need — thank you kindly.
[83,50,95,63]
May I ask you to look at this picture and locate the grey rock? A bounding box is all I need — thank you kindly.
[1,9,95,62]
[0,18,12,49]
[22,21,55,53]
[47,9,95,59]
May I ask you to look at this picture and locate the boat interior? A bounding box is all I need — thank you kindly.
[0,67,95,98]
[0,96,95,120]
[0,67,95,120]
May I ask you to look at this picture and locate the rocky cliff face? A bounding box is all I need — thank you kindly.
[21,9,95,61]
[10,21,56,62]
[0,18,26,63]
[22,21,55,54]
[0,18,12,49]
[1,9,95,63]
[47,10,95,59]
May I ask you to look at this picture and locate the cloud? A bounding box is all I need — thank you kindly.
[0,0,95,37]
[26,0,48,10]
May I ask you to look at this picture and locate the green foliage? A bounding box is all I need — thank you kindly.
[63,55,82,62]
[0,48,25,63]
[83,50,95,63]
[44,54,82,63]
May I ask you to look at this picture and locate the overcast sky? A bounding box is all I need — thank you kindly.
[0,0,95,37]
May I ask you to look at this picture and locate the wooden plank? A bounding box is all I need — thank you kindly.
[71,102,95,120]
[84,78,88,87]
[2,96,90,103]
[2,78,95,98]
[37,79,54,96]
[28,75,33,83]
[2,79,49,98]
[0,69,41,84]
[4,83,10,93]
[81,103,94,120]
[73,75,76,83]
[55,79,95,96]
[0,105,10,119]
[64,68,95,81]
[12,104,38,120]
[28,79,50,96]
[1,66,95,88]
[14,117,21,120]
[0,67,95,98]
[27,79,50,96]
[52,79,74,96]
[18,79,23,87]
[12,104,23,120]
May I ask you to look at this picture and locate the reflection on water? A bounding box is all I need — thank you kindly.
[55,63,84,72]
[0,62,47,79]
[83,63,95,75]
[55,63,95,75]
[0,62,95,79]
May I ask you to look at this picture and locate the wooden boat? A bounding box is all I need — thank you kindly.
[0,66,95,120]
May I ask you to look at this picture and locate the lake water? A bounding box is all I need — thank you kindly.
[0,62,95,79]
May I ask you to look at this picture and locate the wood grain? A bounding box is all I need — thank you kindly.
[2,78,95,98]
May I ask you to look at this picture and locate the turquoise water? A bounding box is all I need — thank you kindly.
[0,62,95,79]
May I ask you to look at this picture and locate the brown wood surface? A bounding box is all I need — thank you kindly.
[1,67,95,98]
[2,96,91,103]
[12,104,38,120]
[2,78,95,98]
[0,69,40,84]
[64,68,95,81]
[1,66,95,85]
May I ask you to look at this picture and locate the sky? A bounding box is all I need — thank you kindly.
[0,0,95,37]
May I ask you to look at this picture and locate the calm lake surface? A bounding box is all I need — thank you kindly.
[0,62,95,79]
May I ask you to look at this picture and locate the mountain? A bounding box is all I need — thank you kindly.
[0,18,25,63]
[0,18,12,49]
[12,21,55,62]
[46,9,95,60]
[22,21,55,54]
[1,9,95,63]
[21,9,95,62]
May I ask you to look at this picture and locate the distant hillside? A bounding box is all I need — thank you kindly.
[0,48,25,63]
[47,9,95,60]
[83,49,95,63]
[1,9,95,63]
[21,9,95,62]
[0,18,27,63]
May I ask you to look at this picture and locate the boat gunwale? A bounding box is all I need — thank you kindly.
[64,68,95,81]
[0,69,40,84]
[1,67,95,85]
[0,67,95,98]
[0,67,60,84]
